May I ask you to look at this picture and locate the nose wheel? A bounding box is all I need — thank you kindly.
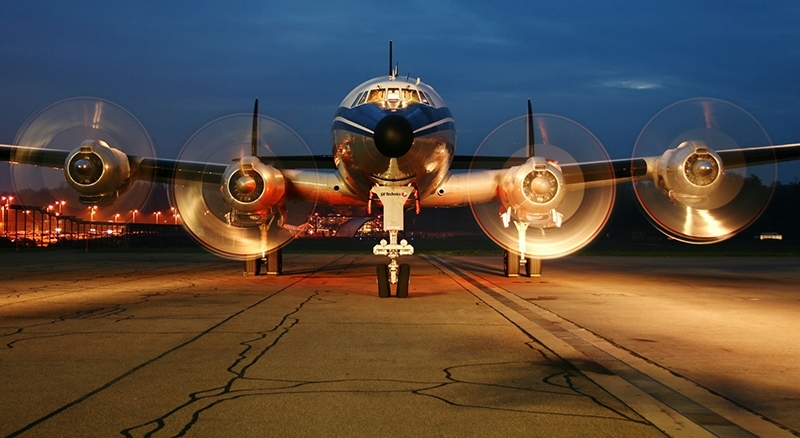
[373,232,413,298]
[376,262,410,298]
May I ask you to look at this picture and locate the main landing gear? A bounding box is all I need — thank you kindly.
[503,250,541,277]
[500,214,545,278]
[243,249,283,276]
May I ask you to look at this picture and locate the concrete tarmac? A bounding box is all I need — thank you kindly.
[0,251,798,437]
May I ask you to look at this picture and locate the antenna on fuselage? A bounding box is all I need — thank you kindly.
[389,40,398,79]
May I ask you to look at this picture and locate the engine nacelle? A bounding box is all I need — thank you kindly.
[64,140,131,205]
[655,141,723,208]
[499,156,566,226]
[221,156,286,221]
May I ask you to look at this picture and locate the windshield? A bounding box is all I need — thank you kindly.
[355,86,432,109]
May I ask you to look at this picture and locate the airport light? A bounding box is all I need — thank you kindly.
[89,206,97,222]
[114,213,120,223]
[131,209,138,223]
[56,200,65,215]
[2,196,11,237]
[9,197,14,239]
[25,210,30,241]
[154,211,161,224]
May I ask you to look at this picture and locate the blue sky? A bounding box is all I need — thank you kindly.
[2,0,800,190]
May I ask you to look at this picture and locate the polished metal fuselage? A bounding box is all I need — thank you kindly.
[330,76,456,201]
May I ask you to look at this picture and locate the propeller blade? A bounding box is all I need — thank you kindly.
[251,98,259,157]
[632,98,777,243]
[12,97,154,220]
[526,99,534,157]
[172,111,317,260]
[468,114,615,259]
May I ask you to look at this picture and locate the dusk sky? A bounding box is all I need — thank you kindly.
[2,1,800,191]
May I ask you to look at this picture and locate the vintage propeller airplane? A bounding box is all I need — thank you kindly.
[3,42,800,297]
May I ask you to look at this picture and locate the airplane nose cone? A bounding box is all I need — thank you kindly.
[373,114,413,158]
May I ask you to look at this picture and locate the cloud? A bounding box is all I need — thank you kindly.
[602,79,662,90]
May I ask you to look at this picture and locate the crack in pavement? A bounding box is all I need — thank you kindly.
[0,262,220,308]
[4,255,348,438]
[120,291,323,437]
[2,254,666,437]
[114,257,649,437]
[2,287,190,350]
[427,255,779,438]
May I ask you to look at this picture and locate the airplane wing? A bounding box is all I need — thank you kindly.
[6,141,797,186]
[0,145,336,183]
[0,145,70,168]
[453,142,800,179]
[4,94,800,265]
[440,140,800,261]
[0,139,359,259]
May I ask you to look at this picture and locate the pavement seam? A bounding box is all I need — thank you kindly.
[516,296,800,438]
[427,255,756,438]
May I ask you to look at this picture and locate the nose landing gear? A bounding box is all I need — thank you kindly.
[374,233,413,298]
[371,185,414,298]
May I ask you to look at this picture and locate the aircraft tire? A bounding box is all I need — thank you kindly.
[525,258,542,277]
[503,251,520,277]
[377,264,391,298]
[396,263,411,298]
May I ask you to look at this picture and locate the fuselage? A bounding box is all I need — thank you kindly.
[331,75,456,200]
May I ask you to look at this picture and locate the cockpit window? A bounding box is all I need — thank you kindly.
[353,85,434,108]
[419,91,430,105]
[351,92,364,107]
[367,89,385,103]
[403,89,420,103]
